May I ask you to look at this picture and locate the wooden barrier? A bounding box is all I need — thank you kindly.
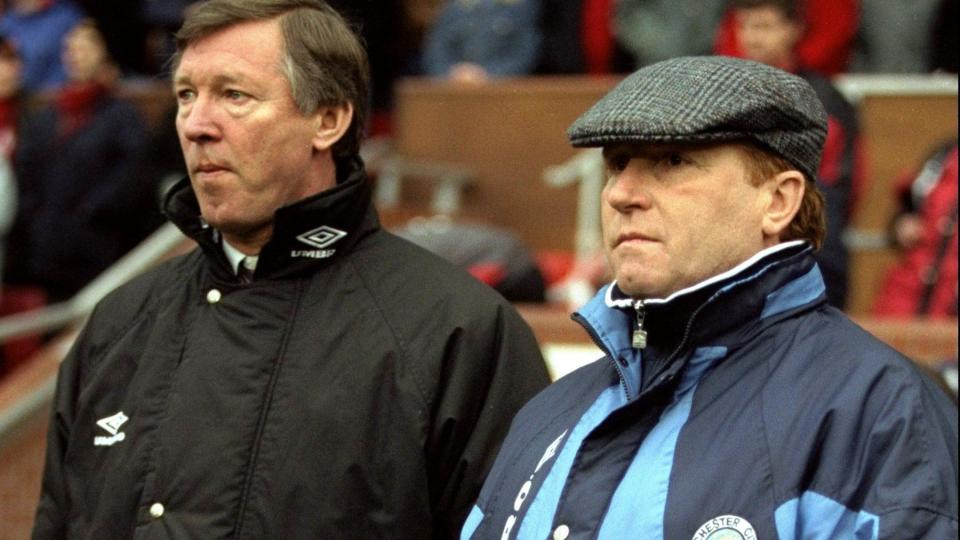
[394,76,618,250]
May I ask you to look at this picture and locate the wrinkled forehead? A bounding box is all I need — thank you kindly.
[173,18,286,78]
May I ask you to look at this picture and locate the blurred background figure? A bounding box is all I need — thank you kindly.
[929,0,957,72]
[538,0,630,75]
[723,0,862,308]
[6,18,149,302]
[327,0,412,135]
[0,0,84,91]
[0,36,20,295]
[851,0,943,73]
[423,0,542,83]
[874,140,958,318]
[0,31,45,376]
[141,0,195,71]
[0,35,23,159]
[714,0,858,75]
[74,0,149,77]
[614,0,727,68]
[0,139,13,300]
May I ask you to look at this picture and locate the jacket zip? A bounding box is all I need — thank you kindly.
[632,300,647,349]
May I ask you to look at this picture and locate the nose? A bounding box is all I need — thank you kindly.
[178,94,221,144]
[604,167,652,213]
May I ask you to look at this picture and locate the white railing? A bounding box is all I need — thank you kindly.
[0,223,187,343]
[0,223,188,439]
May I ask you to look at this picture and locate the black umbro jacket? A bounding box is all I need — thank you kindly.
[32,158,550,539]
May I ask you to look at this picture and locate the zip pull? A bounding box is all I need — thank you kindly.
[632,300,647,349]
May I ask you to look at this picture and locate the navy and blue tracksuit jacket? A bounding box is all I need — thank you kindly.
[463,241,958,539]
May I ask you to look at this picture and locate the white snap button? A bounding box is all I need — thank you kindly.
[553,524,570,540]
[206,289,222,303]
[149,502,164,518]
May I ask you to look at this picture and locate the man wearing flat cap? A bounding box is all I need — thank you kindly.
[461,56,958,539]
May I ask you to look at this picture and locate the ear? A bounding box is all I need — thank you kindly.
[311,102,353,152]
[761,170,805,242]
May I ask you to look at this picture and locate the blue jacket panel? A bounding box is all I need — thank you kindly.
[465,242,958,539]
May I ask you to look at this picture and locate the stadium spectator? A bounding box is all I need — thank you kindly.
[0,0,85,91]
[714,0,858,76]
[874,140,958,318]
[538,0,629,74]
[423,0,542,82]
[0,35,22,159]
[724,0,862,308]
[851,0,942,73]
[8,18,148,301]
[0,35,20,294]
[930,0,958,72]
[614,0,727,68]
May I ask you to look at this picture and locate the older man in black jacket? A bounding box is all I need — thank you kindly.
[31,1,550,538]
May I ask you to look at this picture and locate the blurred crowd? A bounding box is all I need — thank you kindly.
[0,0,956,373]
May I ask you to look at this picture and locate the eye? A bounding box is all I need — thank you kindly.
[225,89,249,102]
[605,153,631,174]
[663,152,685,167]
[175,88,196,103]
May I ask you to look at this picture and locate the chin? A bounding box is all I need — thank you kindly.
[615,277,655,299]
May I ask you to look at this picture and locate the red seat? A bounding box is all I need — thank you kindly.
[0,286,48,376]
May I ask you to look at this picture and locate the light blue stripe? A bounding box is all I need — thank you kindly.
[762,265,825,319]
[461,504,484,540]
[598,346,728,539]
[775,491,879,539]
[515,385,626,539]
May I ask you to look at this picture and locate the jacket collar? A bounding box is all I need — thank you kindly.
[576,241,826,376]
[163,156,380,282]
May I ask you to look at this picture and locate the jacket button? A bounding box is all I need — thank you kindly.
[552,524,570,540]
[206,289,222,303]
[149,502,164,518]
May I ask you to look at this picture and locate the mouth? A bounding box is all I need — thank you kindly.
[615,232,657,247]
[194,162,231,176]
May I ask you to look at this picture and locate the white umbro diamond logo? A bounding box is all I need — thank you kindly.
[94,411,129,447]
[296,226,347,249]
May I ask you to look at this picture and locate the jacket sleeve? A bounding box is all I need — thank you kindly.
[871,369,959,538]
[774,348,959,538]
[31,333,87,539]
[424,301,550,539]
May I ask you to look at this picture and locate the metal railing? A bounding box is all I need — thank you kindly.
[0,223,187,344]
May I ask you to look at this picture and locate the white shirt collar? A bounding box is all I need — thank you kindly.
[222,240,259,275]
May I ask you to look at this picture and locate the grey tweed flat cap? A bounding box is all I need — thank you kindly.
[568,55,828,182]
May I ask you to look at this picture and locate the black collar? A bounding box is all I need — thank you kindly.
[163,156,380,282]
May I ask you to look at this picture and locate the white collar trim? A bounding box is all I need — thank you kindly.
[605,240,806,308]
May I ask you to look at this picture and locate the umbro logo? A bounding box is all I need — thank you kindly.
[94,411,128,447]
[296,226,347,249]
